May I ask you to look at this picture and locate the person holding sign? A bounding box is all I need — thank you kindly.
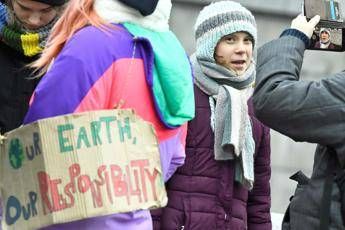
[22,0,194,229]
[153,1,272,229]
[253,14,345,229]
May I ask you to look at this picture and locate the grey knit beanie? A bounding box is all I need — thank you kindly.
[194,1,257,62]
[320,28,331,36]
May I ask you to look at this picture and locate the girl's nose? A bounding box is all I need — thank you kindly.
[27,13,42,29]
[235,42,246,53]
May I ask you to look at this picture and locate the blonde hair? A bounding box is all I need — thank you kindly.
[32,0,111,75]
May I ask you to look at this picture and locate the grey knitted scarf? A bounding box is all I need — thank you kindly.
[191,53,255,189]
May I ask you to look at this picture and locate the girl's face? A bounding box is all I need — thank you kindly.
[214,32,253,76]
[320,31,330,43]
[12,0,57,30]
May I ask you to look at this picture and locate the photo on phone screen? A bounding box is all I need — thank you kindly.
[310,27,342,50]
[305,0,345,51]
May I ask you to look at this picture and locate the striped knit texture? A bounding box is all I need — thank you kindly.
[0,2,7,31]
[0,2,50,56]
[21,33,42,56]
[194,1,257,62]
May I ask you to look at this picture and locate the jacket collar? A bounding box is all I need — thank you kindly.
[94,0,171,32]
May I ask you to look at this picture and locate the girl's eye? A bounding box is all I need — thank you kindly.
[226,37,235,42]
[20,6,31,11]
[244,38,253,44]
[41,8,54,13]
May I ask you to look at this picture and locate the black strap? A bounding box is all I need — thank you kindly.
[320,172,334,230]
[319,150,342,230]
[335,171,345,221]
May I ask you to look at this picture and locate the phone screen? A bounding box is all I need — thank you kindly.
[310,26,343,51]
[305,0,345,52]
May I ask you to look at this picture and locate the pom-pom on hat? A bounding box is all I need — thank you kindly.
[194,1,257,62]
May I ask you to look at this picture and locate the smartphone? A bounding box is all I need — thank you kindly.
[304,0,345,52]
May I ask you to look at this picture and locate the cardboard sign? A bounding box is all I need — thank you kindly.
[0,109,167,230]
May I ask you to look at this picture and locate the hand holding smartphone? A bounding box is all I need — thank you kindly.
[305,0,345,52]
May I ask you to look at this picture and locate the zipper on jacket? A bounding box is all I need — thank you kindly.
[224,213,230,222]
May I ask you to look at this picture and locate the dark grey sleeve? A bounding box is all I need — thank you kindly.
[253,35,345,157]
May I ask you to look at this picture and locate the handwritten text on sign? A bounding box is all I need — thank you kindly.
[1,110,165,230]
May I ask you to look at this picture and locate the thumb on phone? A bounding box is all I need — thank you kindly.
[309,15,321,27]
[291,14,320,38]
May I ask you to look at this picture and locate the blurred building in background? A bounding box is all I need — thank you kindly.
[170,0,345,214]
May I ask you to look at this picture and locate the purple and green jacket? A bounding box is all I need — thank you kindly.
[22,24,191,230]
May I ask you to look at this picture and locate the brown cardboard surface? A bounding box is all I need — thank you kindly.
[0,109,166,230]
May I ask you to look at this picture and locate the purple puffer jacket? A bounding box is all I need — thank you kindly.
[152,85,272,230]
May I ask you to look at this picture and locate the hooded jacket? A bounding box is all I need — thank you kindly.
[152,85,272,230]
[23,23,190,230]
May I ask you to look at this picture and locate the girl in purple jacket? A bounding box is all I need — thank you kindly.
[154,1,272,229]
[20,0,194,229]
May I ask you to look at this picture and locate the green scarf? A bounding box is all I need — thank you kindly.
[0,2,54,57]
[123,22,195,128]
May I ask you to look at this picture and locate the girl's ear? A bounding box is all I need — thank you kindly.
[117,0,159,16]
[213,39,222,62]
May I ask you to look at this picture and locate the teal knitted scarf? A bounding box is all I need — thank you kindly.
[0,2,53,57]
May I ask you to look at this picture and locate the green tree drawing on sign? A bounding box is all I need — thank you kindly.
[9,138,24,169]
